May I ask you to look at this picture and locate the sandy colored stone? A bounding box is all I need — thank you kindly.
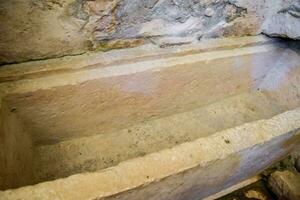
[1,106,300,200]
[223,16,262,37]
[0,37,300,199]
[0,0,270,64]
[1,0,299,64]
[0,0,89,65]
[0,35,272,82]
[33,91,282,183]
[0,43,287,145]
[244,190,268,200]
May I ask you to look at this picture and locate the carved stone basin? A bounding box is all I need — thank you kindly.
[0,36,300,200]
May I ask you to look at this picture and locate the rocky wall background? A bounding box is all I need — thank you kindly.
[0,0,299,65]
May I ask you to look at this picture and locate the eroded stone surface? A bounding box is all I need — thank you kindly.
[1,0,299,64]
[0,37,300,198]
[262,0,300,39]
[0,0,89,65]
[268,170,300,200]
[1,107,300,200]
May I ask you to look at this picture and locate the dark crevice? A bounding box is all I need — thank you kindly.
[278,5,300,18]
[0,51,88,67]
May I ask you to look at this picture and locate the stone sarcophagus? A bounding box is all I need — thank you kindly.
[0,36,300,200]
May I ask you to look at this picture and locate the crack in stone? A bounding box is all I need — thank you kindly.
[278,5,300,18]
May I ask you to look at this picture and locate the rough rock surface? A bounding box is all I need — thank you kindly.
[0,0,90,64]
[293,145,300,172]
[0,0,299,64]
[268,170,300,200]
[262,0,300,39]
